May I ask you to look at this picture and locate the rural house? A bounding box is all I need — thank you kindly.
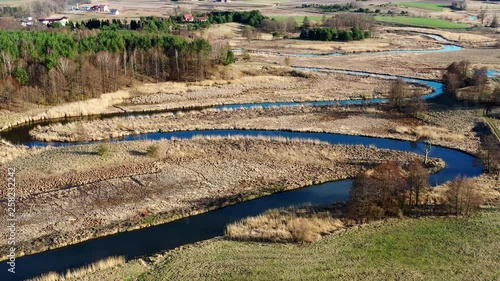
[110,9,119,16]
[183,14,194,22]
[38,16,69,26]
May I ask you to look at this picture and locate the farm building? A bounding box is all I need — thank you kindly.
[91,4,109,12]
[38,16,69,26]
[195,16,208,22]
[110,9,119,15]
[21,17,34,26]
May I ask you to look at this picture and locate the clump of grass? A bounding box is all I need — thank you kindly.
[392,125,465,141]
[29,256,126,281]
[225,206,344,243]
[146,144,161,158]
[96,143,112,157]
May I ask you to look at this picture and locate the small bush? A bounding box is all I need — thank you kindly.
[284,56,291,67]
[241,49,251,61]
[96,143,111,157]
[146,144,161,158]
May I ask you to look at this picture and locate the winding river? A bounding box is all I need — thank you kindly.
[234,33,463,57]
[0,34,494,280]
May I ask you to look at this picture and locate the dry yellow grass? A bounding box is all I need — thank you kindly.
[430,174,500,206]
[226,206,344,243]
[38,90,130,120]
[0,90,129,132]
[28,256,125,281]
[0,140,31,164]
[392,125,465,142]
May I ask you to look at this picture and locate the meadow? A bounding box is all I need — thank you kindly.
[396,2,447,12]
[375,16,469,29]
[138,210,500,281]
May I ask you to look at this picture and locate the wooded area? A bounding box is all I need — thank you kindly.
[0,30,232,107]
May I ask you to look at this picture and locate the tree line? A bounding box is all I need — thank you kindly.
[300,3,355,13]
[300,26,371,42]
[297,13,375,42]
[0,30,233,107]
[208,10,266,27]
[68,16,211,32]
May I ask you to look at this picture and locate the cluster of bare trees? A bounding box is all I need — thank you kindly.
[387,79,427,115]
[443,61,499,103]
[260,17,298,35]
[242,26,262,42]
[451,0,467,11]
[2,46,216,107]
[476,9,497,27]
[480,135,500,174]
[445,176,483,216]
[323,13,376,32]
[443,60,470,92]
[347,161,484,223]
[347,161,429,222]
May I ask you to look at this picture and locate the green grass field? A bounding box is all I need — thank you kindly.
[271,15,324,24]
[397,2,448,11]
[138,210,500,281]
[375,16,469,29]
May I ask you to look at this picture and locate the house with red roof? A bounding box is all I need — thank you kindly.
[183,14,194,22]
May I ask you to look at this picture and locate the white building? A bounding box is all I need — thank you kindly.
[110,9,119,16]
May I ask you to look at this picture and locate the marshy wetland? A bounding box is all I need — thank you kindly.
[0,0,499,280]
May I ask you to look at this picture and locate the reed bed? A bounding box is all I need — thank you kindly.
[226,206,345,243]
[28,256,125,281]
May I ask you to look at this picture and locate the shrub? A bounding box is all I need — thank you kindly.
[96,143,111,157]
[284,56,291,67]
[146,144,161,157]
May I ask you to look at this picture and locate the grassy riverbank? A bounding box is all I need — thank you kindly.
[136,210,500,281]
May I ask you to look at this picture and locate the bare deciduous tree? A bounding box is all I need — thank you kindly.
[242,26,261,42]
[490,14,498,28]
[388,79,410,111]
[478,10,487,25]
[406,160,430,206]
[347,161,408,222]
[445,176,483,216]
